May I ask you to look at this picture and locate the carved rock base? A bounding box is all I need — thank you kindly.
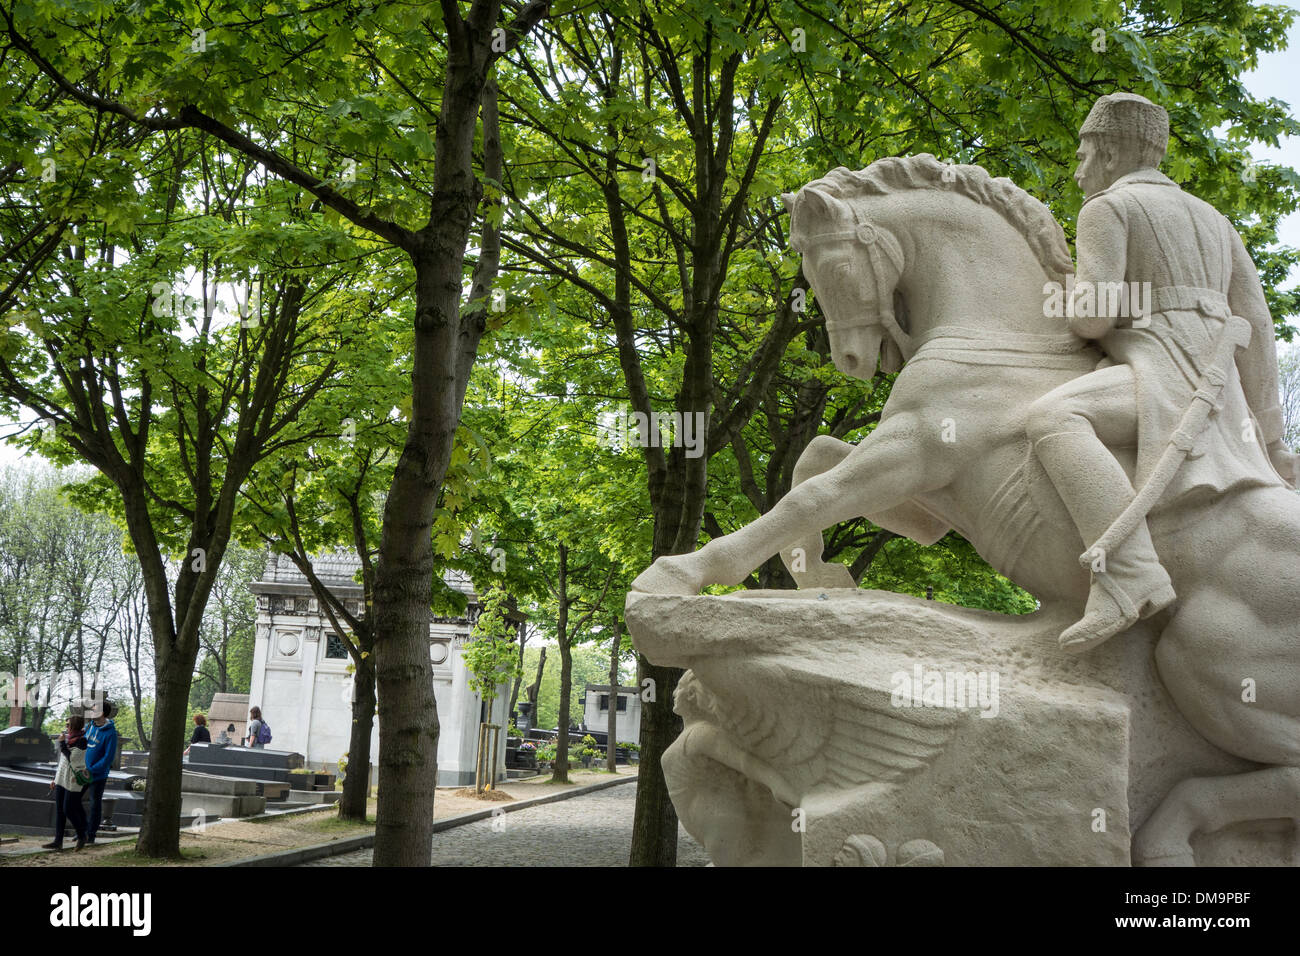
[628,588,1297,866]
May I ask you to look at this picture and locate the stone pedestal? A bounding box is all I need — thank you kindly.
[627,588,1293,866]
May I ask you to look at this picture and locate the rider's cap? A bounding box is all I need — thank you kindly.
[1080,92,1169,158]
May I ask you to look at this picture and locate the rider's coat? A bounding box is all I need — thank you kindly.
[1075,168,1287,500]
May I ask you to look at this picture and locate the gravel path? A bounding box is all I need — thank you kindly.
[301,781,711,866]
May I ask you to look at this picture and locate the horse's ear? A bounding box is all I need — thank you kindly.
[781,191,798,211]
[798,187,837,219]
[790,188,840,242]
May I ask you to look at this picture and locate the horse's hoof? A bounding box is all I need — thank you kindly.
[630,555,703,595]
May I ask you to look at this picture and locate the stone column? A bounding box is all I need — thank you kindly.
[444,634,470,786]
[248,602,272,713]
[298,625,320,761]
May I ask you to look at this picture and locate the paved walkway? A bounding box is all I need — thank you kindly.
[302,782,711,866]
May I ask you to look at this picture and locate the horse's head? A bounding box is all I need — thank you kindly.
[783,186,912,379]
[785,156,1078,377]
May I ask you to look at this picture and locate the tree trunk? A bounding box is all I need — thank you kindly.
[606,623,619,772]
[626,253,721,855]
[134,707,149,752]
[338,654,376,821]
[506,625,526,720]
[553,637,572,784]
[137,640,200,858]
[552,544,570,783]
[527,646,546,710]
[629,658,683,866]
[216,620,230,693]
[366,5,504,861]
[630,439,708,864]
[370,493,441,866]
[363,5,548,862]
[368,232,470,867]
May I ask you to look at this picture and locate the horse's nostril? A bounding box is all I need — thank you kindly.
[842,352,859,369]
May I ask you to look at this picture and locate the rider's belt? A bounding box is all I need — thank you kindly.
[1151,285,1230,318]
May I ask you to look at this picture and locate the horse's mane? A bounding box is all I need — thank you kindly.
[791,154,1073,281]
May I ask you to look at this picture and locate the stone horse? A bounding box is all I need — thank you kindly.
[628,154,1300,866]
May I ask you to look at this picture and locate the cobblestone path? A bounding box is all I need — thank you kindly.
[301,781,711,866]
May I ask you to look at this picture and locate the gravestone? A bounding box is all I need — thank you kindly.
[178,773,266,818]
[0,726,149,832]
[0,726,54,765]
[0,727,58,830]
[184,742,305,784]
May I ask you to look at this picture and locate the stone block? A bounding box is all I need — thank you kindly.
[180,771,258,796]
[187,742,303,770]
[179,792,266,818]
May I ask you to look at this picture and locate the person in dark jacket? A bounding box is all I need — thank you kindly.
[83,699,118,845]
[191,713,211,744]
[43,715,89,851]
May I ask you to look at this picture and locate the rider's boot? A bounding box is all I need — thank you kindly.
[1033,432,1178,653]
[1061,521,1177,653]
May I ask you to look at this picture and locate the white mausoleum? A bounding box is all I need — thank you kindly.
[581,684,642,745]
[249,553,510,786]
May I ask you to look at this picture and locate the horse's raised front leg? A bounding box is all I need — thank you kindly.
[631,415,952,595]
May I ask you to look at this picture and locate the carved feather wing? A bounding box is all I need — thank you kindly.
[677,660,961,796]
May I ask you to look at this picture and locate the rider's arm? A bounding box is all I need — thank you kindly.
[1071,198,1129,340]
[1227,227,1286,447]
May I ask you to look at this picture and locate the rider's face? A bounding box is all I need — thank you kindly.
[1074,137,1115,197]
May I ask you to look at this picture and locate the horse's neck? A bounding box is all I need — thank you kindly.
[900,228,1062,344]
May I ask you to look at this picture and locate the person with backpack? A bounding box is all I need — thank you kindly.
[43,714,90,851]
[84,698,118,845]
[246,707,272,748]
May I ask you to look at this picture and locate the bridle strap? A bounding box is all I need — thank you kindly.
[799,218,914,358]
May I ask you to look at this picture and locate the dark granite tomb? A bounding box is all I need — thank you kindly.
[0,726,148,832]
[183,742,306,784]
[0,726,54,765]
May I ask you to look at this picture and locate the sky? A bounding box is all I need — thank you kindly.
[1,21,1297,470]
[1239,19,1300,286]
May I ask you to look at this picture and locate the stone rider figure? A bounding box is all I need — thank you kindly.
[1027,92,1298,654]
